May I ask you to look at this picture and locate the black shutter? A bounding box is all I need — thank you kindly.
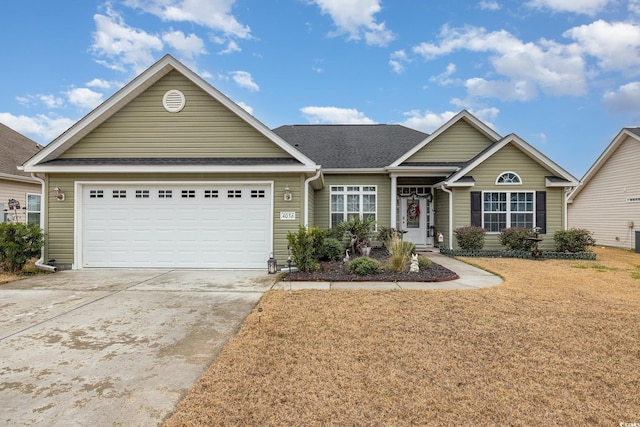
[536,191,546,234]
[471,191,482,227]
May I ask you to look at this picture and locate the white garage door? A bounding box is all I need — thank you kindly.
[81,183,272,269]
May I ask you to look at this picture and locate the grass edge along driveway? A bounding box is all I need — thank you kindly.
[169,247,637,425]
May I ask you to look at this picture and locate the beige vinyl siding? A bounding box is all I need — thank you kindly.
[44,173,305,268]
[0,179,41,223]
[60,70,291,159]
[452,143,564,250]
[406,119,494,163]
[569,135,640,249]
[433,188,451,248]
[314,174,391,231]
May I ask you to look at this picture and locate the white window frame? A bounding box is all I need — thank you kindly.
[495,171,522,185]
[482,191,535,233]
[330,185,377,228]
[26,193,41,225]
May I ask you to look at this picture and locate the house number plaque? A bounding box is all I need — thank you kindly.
[280,212,296,220]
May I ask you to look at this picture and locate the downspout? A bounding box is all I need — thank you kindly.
[31,173,57,272]
[440,184,453,249]
[304,167,322,226]
[563,186,574,230]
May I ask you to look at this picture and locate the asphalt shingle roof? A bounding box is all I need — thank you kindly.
[272,124,428,168]
[0,123,42,178]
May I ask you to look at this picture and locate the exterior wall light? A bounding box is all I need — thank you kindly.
[283,185,292,201]
[53,186,65,201]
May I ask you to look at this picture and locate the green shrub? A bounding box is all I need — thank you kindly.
[454,225,486,250]
[376,226,401,248]
[319,238,344,261]
[554,228,596,253]
[417,254,432,269]
[336,216,375,251]
[499,227,535,251]
[348,257,382,276]
[0,222,44,273]
[286,226,322,272]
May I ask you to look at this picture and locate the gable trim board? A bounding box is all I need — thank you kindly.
[20,55,578,269]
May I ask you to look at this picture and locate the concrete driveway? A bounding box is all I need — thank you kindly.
[0,269,274,426]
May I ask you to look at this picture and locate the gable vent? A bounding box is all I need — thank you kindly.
[162,89,186,113]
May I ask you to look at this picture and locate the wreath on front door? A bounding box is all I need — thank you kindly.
[407,201,421,220]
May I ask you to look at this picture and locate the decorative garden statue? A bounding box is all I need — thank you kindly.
[409,253,419,272]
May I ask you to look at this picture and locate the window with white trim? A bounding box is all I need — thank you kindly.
[496,172,522,185]
[26,193,41,224]
[330,185,376,227]
[483,191,534,232]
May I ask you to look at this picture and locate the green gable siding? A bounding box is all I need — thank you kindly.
[60,70,291,159]
[406,119,494,163]
[451,143,564,250]
[44,172,305,268]
[314,174,392,231]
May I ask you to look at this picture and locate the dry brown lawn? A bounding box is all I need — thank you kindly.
[163,246,639,425]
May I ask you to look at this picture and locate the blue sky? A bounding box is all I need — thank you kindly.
[2,0,640,177]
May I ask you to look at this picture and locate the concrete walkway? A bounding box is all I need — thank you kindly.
[273,251,503,290]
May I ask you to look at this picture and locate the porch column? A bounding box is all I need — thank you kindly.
[390,175,397,229]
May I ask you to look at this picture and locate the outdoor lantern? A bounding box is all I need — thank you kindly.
[267,254,277,274]
[283,185,292,201]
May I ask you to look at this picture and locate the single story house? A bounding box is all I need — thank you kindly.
[0,123,42,224]
[21,55,578,270]
[568,128,640,250]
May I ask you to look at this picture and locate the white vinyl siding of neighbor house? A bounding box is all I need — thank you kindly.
[0,179,41,223]
[44,173,304,268]
[60,70,291,159]
[452,143,563,250]
[405,119,495,163]
[569,135,640,249]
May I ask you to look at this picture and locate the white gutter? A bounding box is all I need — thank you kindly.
[304,167,323,226]
[440,184,453,249]
[30,173,57,272]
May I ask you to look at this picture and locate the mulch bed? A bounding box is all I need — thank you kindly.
[283,248,458,282]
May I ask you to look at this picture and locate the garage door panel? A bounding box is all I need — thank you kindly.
[82,184,271,269]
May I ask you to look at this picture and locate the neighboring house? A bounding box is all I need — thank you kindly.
[21,55,578,270]
[568,128,640,250]
[0,123,42,224]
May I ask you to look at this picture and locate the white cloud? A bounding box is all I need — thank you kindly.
[310,0,395,46]
[66,88,105,110]
[563,20,640,73]
[124,0,251,39]
[219,40,241,55]
[300,106,376,124]
[526,0,613,15]
[230,71,259,91]
[86,78,118,89]
[399,110,457,133]
[389,50,409,74]
[603,81,640,111]
[413,25,587,100]
[14,94,64,109]
[91,7,163,73]
[478,1,501,10]
[465,77,538,101]
[429,63,457,86]
[0,113,76,143]
[162,30,206,58]
[630,0,640,14]
[236,101,254,115]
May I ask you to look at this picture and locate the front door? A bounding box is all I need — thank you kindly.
[400,197,431,246]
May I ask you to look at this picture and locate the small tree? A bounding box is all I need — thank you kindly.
[454,225,486,250]
[0,222,44,273]
[554,228,596,252]
[499,227,535,251]
[336,216,375,252]
[286,226,326,272]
